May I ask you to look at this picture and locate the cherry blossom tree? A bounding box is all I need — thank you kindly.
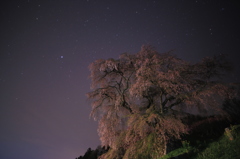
[87,45,236,158]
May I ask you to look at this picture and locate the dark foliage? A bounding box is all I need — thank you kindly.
[223,97,240,123]
[178,115,232,159]
[76,146,109,159]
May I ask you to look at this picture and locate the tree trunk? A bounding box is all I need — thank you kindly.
[162,135,167,156]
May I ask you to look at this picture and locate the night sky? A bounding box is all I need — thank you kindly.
[0,0,240,159]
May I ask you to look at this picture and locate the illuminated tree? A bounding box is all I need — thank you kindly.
[87,45,235,158]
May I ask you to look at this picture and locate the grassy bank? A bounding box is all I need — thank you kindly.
[160,125,240,159]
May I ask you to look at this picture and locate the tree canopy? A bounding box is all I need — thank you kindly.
[87,45,237,159]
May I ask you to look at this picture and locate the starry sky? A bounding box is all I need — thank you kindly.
[0,0,240,159]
